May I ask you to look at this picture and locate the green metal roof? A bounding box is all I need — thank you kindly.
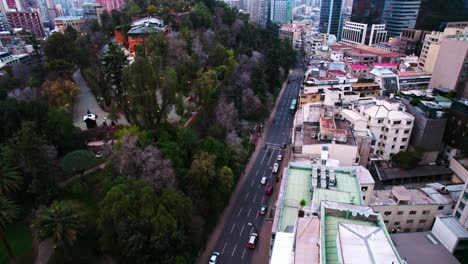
[433,95,452,103]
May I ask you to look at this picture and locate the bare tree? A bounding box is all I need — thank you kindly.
[215,97,238,132]
[167,32,189,67]
[114,133,175,191]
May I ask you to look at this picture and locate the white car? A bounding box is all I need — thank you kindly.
[272,163,279,174]
[209,252,220,264]
[277,154,282,161]
[261,176,267,185]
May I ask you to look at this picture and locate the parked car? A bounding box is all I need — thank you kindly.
[209,252,220,264]
[260,176,267,185]
[277,154,282,161]
[247,233,258,249]
[259,205,267,215]
[265,185,273,196]
[272,163,279,174]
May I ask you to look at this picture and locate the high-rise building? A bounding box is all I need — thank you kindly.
[369,24,387,45]
[318,0,343,37]
[398,28,430,55]
[430,39,468,98]
[6,11,45,39]
[418,27,468,74]
[415,0,468,31]
[350,0,385,25]
[382,0,422,37]
[270,0,292,24]
[96,0,125,13]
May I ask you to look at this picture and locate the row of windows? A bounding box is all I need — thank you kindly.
[383,219,428,225]
[382,210,431,216]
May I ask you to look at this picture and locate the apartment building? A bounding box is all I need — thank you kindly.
[418,27,468,74]
[54,16,86,33]
[429,39,468,98]
[354,98,414,160]
[444,98,468,153]
[278,24,303,50]
[6,11,45,39]
[398,28,430,56]
[351,82,381,98]
[369,66,399,95]
[371,184,462,233]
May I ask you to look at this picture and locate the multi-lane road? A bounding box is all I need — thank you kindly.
[210,66,303,264]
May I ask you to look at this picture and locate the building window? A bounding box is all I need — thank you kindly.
[404,228,411,232]
[455,211,462,219]
[384,211,392,216]
[394,221,400,226]
[384,220,389,224]
[393,137,397,141]
[402,138,408,142]
[361,186,368,192]
[419,219,427,224]
[464,191,468,200]
[397,211,404,215]
[400,146,405,150]
[378,119,383,124]
[394,121,401,125]
[396,129,399,133]
[416,228,424,232]
[392,145,395,149]
[409,211,417,215]
[438,206,444,211]
[422,210,430,215]
[407,121,412,125]
[459,201,465,210]
[406,220,414,224]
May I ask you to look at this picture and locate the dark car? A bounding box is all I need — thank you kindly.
[265,185,273,196]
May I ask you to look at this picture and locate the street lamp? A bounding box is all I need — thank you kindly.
[248,222,258,234]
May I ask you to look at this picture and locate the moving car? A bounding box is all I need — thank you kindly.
[209,252,219,264]
[247,233,258,249]
[272,163,279,174]
[277,154,282,161]
[259,205,267,215]
[260,176,267,185]
[265,185,273,196]
[281,142,286,149]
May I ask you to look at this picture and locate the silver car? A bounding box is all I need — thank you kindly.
[209,252,220,264]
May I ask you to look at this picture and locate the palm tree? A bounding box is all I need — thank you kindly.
[0,195,19,262]
[0,163,22,195]
[32,201,81,248]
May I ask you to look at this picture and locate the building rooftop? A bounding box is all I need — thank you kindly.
[397,70,431,77]
[354,45,404,58]
[54,16,83,21]
[350,64,368,70]
[295,217,320,263]
[373,161,453,181]
[437,216,468,238]
[433,95,452,103]
[370,187,434,206]
[321,204,402,264]
[328,70,347,76]
[363,104,413,120]
[302,120,355,146]
[373,63,399,68]
[270,231,294,264]
[391,232,461,264]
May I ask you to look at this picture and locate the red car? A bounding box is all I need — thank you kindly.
[265,185,273,196]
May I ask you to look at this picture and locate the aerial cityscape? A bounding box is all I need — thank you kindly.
[0,0,467,263]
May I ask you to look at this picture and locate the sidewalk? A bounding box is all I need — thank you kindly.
[196,79,290,264]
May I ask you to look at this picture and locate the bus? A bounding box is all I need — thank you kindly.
[289,99,297,114]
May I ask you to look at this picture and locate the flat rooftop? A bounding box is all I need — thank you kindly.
[391,232,461,264]
[295,217,320,263]
[370,188,435,206]
[302,120,355,146]
[374,161,453,181]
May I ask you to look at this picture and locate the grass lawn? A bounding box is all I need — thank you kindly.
[0,223,33,264]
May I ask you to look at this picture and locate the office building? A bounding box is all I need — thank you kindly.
[382,0,422,37]
[350,0,385,25]
[318,0,343,37]
[340,21,367,45]
[429,39,468,98]
[371,184,463,233]
[6,11,45,39]
[415,0,468,31]
[270,0,292,24]
[398,28,430,55]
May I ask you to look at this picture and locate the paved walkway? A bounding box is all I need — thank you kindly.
[72,69,129,130]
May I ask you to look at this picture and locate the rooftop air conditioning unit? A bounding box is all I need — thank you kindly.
[310,133,316,138]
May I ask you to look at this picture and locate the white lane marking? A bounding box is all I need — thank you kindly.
[261,196,265,204]
[232,244,237,256]
[237,208,243,217]
[230,223,236,233]
[244,192,249,201]
[260,150,267,165]
[247,208,252,217]
[258,184,261,190]
[255,212,259,219]
[239,225,245,237]
[222,242,228,254]
[252,193,257,202]
[256,169,260,176]
[251,179,254,187]
[242,248,246,259]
